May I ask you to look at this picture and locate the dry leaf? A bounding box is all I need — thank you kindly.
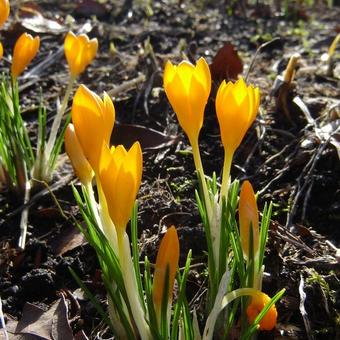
[51,227,87,256]
[20,4,65,34]
[7,297,73,340]
[210,42,243,81]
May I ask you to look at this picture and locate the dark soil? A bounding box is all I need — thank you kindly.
[0,1,339,339]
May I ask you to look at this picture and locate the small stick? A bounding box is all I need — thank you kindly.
[299,275,314,340]
[245,37,281,82]
[18,179,32,250]
[107,74,146,97]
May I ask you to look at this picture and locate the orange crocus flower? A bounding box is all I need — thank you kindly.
[163,57,211,145]
[11,33,40,79]
[152,226,180,315]
[99,142,142,235]
[71,85,115,173]
[64,32,98,77]
[0,0,10,28]
[239,180,259,260]
[246,291,278,331]
[216,78,260,155]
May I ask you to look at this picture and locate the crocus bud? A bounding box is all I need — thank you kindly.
[0,42,3,60]
[64,32,98,77]
[239,180,259,260]
[246,291,277,331]
[11,33,40,79]
[71,85,115,173]
[152,226,180,314]
[99,142,142,235]
[163,57,211,144]
[216,78,260,155]
[0,0,10,28]
[65,123,93,186]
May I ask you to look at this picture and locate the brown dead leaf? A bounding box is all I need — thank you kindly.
[19,4,65,34]
[209,42,243,82]
[51,227,87,256]
[111,123,177,150]
[7,297,73,340]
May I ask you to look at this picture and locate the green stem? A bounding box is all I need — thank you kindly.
[45,75,76,156]
[85,182,101,228]
[220,149,233,204]
[191,138,212,219]
[117,231,150,340]
[96,179,118,253]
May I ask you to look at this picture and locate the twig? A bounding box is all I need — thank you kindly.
[245,37,281,82]
[274,223,315,255]
[18,179,32,250]
[286,139,331,229]
[107,74,146,98]
[6,174,73,218]
[0,297,8,340]
[299,275,314,340]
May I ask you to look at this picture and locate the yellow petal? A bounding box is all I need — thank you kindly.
[239,180,259,259]
[0,42,3,60]
[163,60,176,87]
[0,0,10,28]
[176,60,195,93]
[72,85,107,172]
[64,124,93,185]
[102,92,115,144]
[195,57,211,95]
[164,73,191,136]
[11,33,40,79]
[153,226,180,312]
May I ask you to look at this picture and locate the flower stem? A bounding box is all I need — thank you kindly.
[45,75,76,157]
[220,149,233,205]
[117,231,150,340]
[191,138,211,216]
[96,179,118,252]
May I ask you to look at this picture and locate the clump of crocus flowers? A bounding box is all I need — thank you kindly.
[63,56,284,339]
[0,0,98,250]
[66,84,182,339]
[164,57,284,338]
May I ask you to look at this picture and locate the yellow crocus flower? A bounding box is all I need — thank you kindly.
[99,141,142,235]
[64,32,98,77]
[163,57,211,145]
[239,180,259,260]
[11,33,40,79]
[216,78,260,155]
[152,226,180,316]
[71,85,115,173]
[246,291,277,331]
[0,0,10,28]
[64,123,94,186]
[0,42,3,60]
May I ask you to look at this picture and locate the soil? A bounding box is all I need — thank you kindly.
[0,1,339,339]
